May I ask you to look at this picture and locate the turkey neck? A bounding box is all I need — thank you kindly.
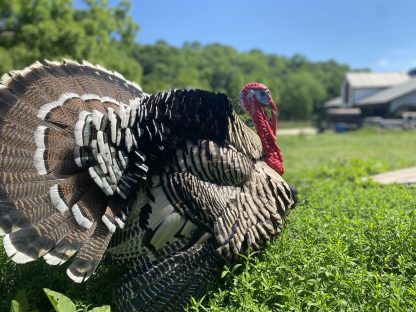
[252,109,284,175]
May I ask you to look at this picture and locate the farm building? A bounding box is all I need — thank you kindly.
[357,78,416,117]
[341,72,410,108]
[323,71,416,128]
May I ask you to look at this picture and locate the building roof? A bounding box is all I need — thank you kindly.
[323,96,343,108]
[345,72,410,88]
[357,78,416,105]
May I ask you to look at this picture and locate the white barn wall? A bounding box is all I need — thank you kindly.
[390,91,416,113]
[352,88,385,105]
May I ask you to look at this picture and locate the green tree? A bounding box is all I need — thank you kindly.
[0,0,142,82]
[0,0,350,121]
[280,71,326,120]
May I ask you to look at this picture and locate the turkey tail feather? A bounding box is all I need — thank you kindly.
[0,60,144,282]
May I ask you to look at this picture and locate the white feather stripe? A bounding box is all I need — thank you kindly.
[1,73,12,86]
[101,96,121,106]
[107,166,117,185]
[102,215,116,233]
[114,217,125,229]
[80,93,101,102]
[43,252,68,265]
[129,107,137,127]
[97,154,108,175]
[118,150,127,168]
[119,211,127,221]
[34,125,48,149]
[125,128,133,152]
[33,148,47,175]
[74,111,91,147]
[103,142,113,166]
[91,109,105,130]
[135,163,149,172]
[116,128,122,146]
[96,131,106,154]
[112,162,123,181]
[90,139,98,159]
[121,105,131,129]
[49,184,69,212]
[116,187,127,200]
[134,150,146,162]
[73,147,83,168]
[118,105,126,129]
[131,132,138,149]
[66,268,84,283]
[88,167,103,188]
[128,98,141,127]
[107,107,117,144]
[3,234,37,263]
[37,92,79,120]
[71,204,93,229]
[101,178,114,196]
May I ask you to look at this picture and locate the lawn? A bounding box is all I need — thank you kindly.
[1,129,415,311]
[280,128,416,182]
[278,120,314,129]
[194,129,416,311]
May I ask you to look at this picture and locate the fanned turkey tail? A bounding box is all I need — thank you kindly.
[114,237,223,312]
[0,60,144,282]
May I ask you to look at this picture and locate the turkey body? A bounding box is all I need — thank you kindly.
[0,60,296,311]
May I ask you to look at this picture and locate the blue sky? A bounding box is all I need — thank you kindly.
[79,0,416,71]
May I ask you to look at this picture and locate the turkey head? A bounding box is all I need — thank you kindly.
[239,82,284,175]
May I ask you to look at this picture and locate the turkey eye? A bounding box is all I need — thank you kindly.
[257,90,268,104]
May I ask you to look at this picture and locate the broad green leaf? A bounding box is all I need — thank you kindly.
[10,300,22,312]
[43,288,76,312]
[14,289,30,312]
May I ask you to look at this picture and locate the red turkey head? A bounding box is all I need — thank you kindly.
[239,82,284,175]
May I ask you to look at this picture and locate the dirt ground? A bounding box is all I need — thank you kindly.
[372,167,416,185]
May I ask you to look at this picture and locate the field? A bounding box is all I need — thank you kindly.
[1,129,416,311]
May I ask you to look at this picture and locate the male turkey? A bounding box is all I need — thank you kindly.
[0,60,297,311]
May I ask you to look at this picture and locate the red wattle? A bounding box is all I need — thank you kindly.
[252,108,284,176]
[266,153,284,176]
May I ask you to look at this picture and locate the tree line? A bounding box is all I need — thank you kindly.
[0,0,351,120]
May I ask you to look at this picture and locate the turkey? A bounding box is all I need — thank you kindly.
[0,60,297,311]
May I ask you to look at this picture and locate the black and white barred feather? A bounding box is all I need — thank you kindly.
[0,60,297,311]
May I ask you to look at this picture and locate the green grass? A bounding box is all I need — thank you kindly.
[191,129,416,311]
[193,162,416,311]
[279,129,416,182]
[278,120,314,129]
[1,129,416,311]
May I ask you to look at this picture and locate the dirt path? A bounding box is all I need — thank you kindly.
[372,167,416,185]
[277,128,318,136]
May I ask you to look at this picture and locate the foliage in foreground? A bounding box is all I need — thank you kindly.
[191,160,416,311]
[10,289,109,312]
[1,130,415,311]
